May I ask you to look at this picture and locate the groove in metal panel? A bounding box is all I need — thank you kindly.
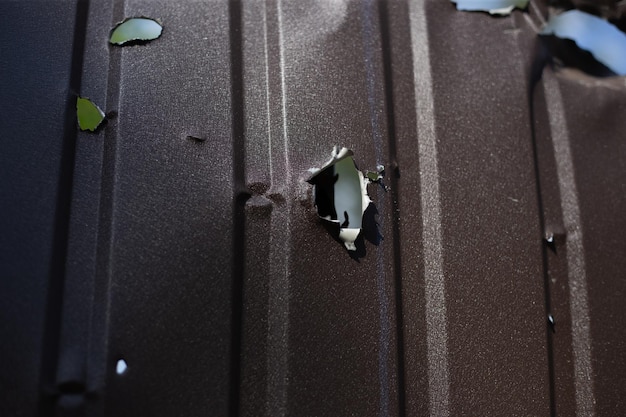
[264,1,291,415]
[543,70,596,417]
[360,1,391,416]
[39,0,90,414]
[66,1,116,412]
[229,0,247,415]
[240,1,274,413]
[92,0,126,399]
[262,1,273,185]
[408,1,450,416]
[526,35,557,417]
[378,0,408,414]
[277,0,290,177]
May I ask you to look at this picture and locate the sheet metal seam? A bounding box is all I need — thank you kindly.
[264,1,291,415]
[360,1,391,416]
[543,70,596,417]
[90,0,126,406]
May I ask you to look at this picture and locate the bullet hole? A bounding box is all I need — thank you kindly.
[76,97,105,132]
[116,359,128,375]
[110,17,163,46]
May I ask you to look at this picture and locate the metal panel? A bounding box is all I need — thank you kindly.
[1,1,625,416]
[414,2,550,415]
[0,2,80,415]
[96,1,236,416]
[240,1,399,415]
[535,68,626,416]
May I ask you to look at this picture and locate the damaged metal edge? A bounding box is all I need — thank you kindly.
[451,0,529,16]
[307,146,372,251]
[109,16,163,46]
[306,146,354,181]
[541,10,626,76]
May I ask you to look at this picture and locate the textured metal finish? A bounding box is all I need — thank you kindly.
[100,1,236,416]
[554,71,626,416]
[1,1,626,416]
[408,2,450,416]
[543,71,595,417]
[0,2,80,416]
[423,2,550,415]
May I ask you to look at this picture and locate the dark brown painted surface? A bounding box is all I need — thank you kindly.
[0,2,80,416]
[1,1,625,416]
[557,74,626,415]
[101,1,236,416]
[424,2,550,415]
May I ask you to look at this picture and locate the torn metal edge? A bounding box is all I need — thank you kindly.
[541,10,626,76]
[307,146,372,251]
[306,146,354,181]
[451,0,529,16]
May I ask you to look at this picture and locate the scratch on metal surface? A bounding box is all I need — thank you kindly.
[543,71,595,417]
[360,1,390,415]
[409,1,450,416]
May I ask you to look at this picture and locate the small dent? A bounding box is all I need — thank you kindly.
[186,135,206,142]
[248,182,270,196]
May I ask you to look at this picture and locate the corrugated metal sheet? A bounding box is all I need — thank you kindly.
[1,1,625,416]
